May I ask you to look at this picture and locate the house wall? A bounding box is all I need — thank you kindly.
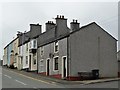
[29,53,37,71]
[7,43,13,67]
[10,42,14,66]
[38,38,67,78]
[69,23,118,78]
[3,48,7,66]
[29,39,37,71]
[22,43,30,69]
[18,46,23,70]
[13,38,19,68]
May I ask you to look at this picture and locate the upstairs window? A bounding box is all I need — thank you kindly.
[33,40,37,48]
[54,41,59,53]
[26,43,28,52]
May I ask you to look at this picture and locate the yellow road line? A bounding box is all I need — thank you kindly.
[2,68,58,86]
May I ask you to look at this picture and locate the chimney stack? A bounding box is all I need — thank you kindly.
[55,15,67,27]
[45,21,56,31]
[70,19,80,32]
[30,24,42,38]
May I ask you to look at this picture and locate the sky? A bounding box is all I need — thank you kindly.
[0,0,119,60]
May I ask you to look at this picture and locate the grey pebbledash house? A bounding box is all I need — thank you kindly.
[37,15,118,80]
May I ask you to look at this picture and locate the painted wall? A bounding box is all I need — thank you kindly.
[69,23,118,77]
[7,43,13,67]
[18,45,23,70]
[13,38,19,68]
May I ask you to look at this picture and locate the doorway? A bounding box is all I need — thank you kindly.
[29,55,31,70]
[62,56,67,78]
[46,59,50,76]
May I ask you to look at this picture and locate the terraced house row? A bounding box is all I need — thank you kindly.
[3,15,118,80]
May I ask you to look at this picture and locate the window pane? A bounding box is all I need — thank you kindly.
[54,57,58,70]
[54,41,59,52]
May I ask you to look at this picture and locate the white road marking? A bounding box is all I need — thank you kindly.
[15,79,27,85]
[4,74,12,79]
[33,87,37,89]
[3,68,59,86]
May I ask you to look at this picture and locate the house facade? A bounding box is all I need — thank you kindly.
[37,15,118,80]
[69,22,117,80]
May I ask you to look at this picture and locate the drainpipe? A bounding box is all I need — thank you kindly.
[67,36,71,80]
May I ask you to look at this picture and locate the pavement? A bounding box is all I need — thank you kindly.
[2,66,120,85]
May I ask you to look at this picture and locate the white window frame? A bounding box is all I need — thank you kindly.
[33,39,37,48]
[54,41,59,53]
[53,56,59,72]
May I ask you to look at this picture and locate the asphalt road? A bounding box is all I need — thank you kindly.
[1,67,120,89]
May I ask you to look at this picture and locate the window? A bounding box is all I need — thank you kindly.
[40,59,44,72]
[14,57,16,63]
[54,41,59,53]
[30,42,31,49]
[19,47,21,54]
[26,56,28,64]
[54,57,59,70]
[33,40,37,48]
[33,54,36,65]
[26,43,28,52]
[34,59,36,65]
[40,46,44,56]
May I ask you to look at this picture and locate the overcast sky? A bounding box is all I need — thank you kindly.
[0,0,119,60]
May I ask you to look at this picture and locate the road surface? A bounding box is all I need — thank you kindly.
[1,67,119,89]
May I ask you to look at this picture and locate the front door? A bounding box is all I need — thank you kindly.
[62,56,67,78]
[29,55,31,70]
[46,59,50,76]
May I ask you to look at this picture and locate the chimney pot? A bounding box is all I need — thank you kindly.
[76,20,77,23]
[57,15,59,18]
[73,19,75,22]
[62,15,64,19]
[60,15,62,18]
